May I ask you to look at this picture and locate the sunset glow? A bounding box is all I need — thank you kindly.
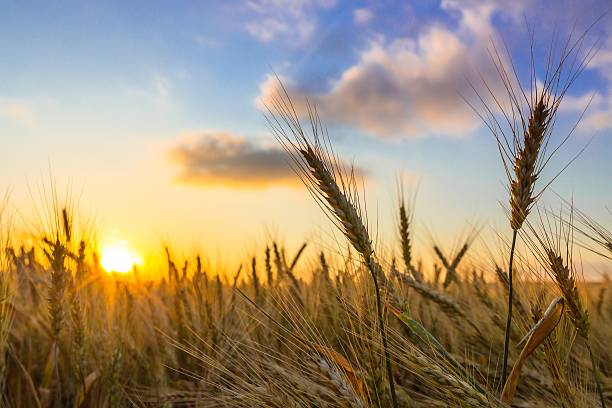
[100,243,141,273]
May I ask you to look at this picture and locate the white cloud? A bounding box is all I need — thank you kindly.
[564,92,612,133]
[353,8,373,25]
[258,1,514,138]
[560,92,602,113]
[244,0,337,44]
[582,107,612,131]
[590,40,612,80]
[255,0,611,140]
[559,36,612,133]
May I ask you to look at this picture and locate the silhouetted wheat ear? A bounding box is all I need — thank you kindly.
[398,199,414,274]
[510,96,549,231]
[264,246,273,286]
[251,256,260,304]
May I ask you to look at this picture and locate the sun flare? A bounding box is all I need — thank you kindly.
[100,243,141,273]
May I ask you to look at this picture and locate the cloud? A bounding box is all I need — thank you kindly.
[504,0,612,134]
[557,35,612,133]
[168,131,298,188]
[244,0,337,44]
[169,130,368,188]
[353,8,373,25]
[581,35,612,132]
[257,1,522,138]
[565,92,612,133]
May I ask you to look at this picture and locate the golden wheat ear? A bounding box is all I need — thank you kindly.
[524,206,606,407]
[264,78,400,408]
[466,26,599,391]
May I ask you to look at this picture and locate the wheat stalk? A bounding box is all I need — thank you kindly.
[394,271,482,339]
[398,189,423,282]
[412,351,496,407]
[469,29,597,387]
[264,246,273,287]
[525,206,605,407]
[265,82,399,408]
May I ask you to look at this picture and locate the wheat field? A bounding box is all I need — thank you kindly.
[1,14,612,408]
[1,173,611,407]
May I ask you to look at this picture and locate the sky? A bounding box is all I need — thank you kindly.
[1,0,611,275]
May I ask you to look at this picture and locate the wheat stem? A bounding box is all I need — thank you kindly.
[369,259,399,408]
[501,229,517,387]
[586,342,605,408]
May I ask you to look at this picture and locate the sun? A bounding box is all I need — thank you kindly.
[100,243,141,273]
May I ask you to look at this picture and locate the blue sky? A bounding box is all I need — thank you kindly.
[1,0,611,272]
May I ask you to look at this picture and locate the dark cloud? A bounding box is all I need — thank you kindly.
[169,131,298,187]
[169,131,369,188]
